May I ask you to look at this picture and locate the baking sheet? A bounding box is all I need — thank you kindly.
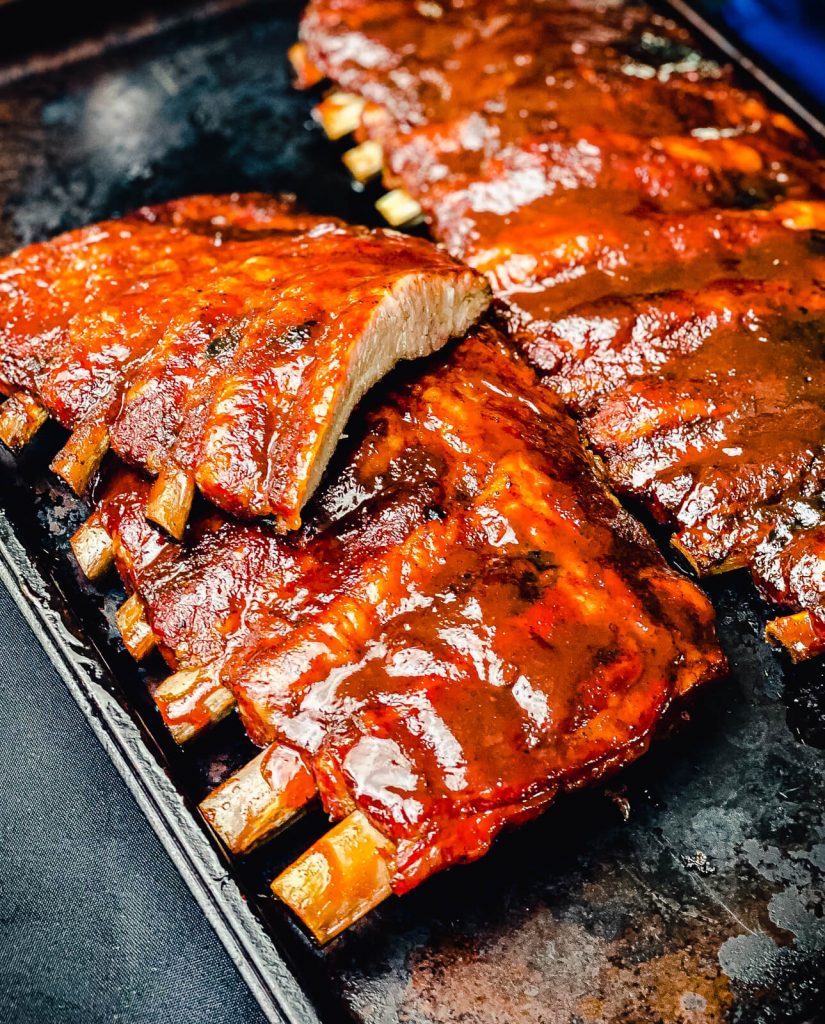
[0,3,823,1022]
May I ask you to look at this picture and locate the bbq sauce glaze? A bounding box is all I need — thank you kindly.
[300,0,825,652]
[98,327,724,891]
[0,192,483,526]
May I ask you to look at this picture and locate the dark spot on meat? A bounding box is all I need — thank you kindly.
[526,550,555,572]
[277,319,320,351]
[205,325,242,360]
[517,569,542,603]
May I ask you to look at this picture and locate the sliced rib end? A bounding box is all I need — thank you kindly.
[295,270,491,523]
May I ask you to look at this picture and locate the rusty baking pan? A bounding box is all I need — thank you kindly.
[0,2,822,1021]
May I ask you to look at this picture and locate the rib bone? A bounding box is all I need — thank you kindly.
[115,593,157,660]
[154,665,235,744]
[146,466,195,541]
[343,141,384,182]
[315,91,366,139]
[70,518,115,580]
[272,810,394,944]
[375,189,423,227]
[200,744,317,854]
[0,393,48,450]
[51,422,111,495]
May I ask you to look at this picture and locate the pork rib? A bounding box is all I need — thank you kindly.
[298,0,814,196]
[298,0,825,660]
[0,192,490,532]
[86,326,724,917]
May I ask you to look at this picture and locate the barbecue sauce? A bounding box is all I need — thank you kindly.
[99,327,724,892]
[301,0,825,656]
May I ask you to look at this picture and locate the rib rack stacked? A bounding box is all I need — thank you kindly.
[295,0,825,662]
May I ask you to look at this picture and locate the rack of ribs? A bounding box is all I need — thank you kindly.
[74,325,725,941]
[296,0,825,661]
[0,192,490,535]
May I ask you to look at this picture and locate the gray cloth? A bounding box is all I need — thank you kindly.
[0,585,267,1024]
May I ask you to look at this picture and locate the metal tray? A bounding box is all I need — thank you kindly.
[0,2,823,1021]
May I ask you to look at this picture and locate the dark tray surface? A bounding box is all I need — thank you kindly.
[0,4,823,1023]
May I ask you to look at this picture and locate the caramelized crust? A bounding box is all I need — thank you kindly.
[94,327,724,892]
[0,192,489,528]
[426,127,819,265]
[0,193,320,412]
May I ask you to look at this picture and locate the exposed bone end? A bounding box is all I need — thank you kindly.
[315,91,366,140]
[288,42,325,89]
[0,392,49,450]
[115,593,157,660]
[765,610,825,663]
[51,422,110,494]
[200,744,317,855]
[272,810,394,944]
[154,665,235,744]
[669,534,749,577]
[70,519,114,580]
[375,189,423,227]
[146,466,195,541]
[771,199,825,231]
[343,141,384,183]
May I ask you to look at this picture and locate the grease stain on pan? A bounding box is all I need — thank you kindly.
[719,830,825,986]
[394,912,734,1024]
